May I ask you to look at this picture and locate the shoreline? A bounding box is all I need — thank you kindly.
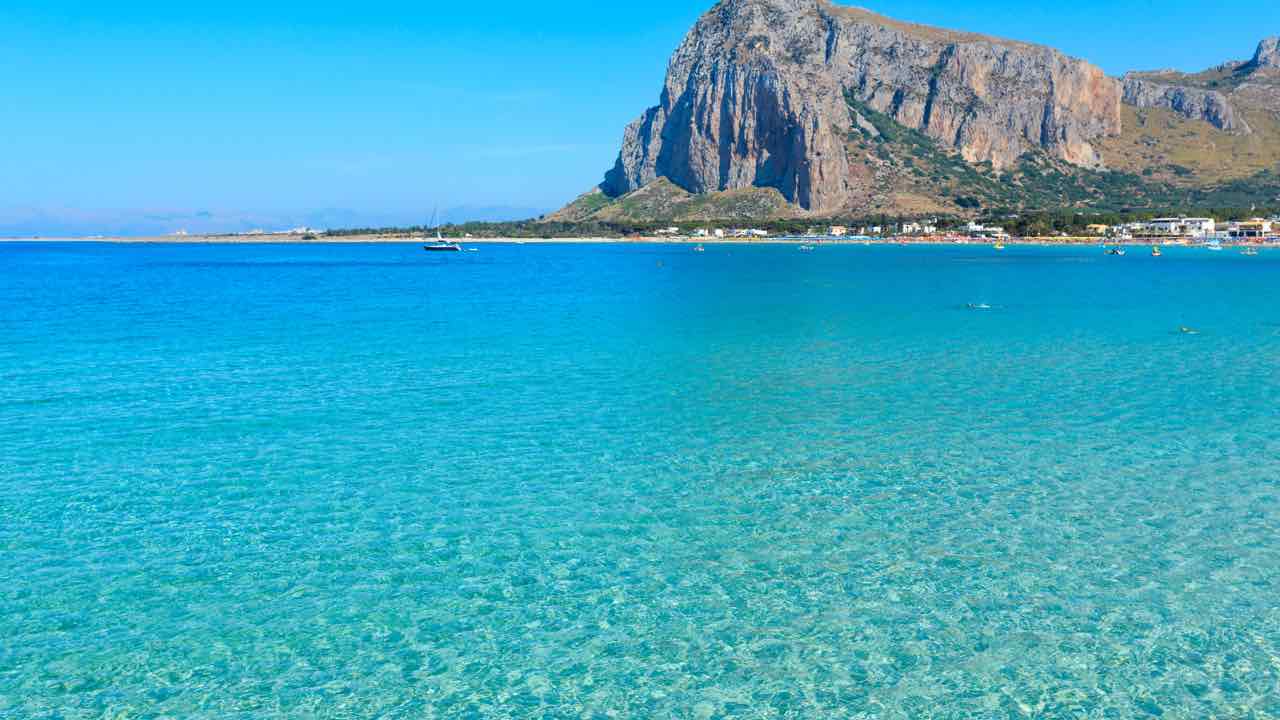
[1,234,1275,247]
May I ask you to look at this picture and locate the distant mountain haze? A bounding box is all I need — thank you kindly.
[0,206,546,238]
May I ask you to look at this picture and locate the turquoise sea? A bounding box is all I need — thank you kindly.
[2,241,1279,719]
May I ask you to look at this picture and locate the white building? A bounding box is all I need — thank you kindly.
[713,229,726,239]
[1145,217,1216,237]
[1184,218,1216,236]
[829,225,848,237]
[900,221,938,235]
[1108,223,1138,240]
[966,222,1008,239]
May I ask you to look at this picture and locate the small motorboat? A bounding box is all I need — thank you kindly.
[1151,246,1162,257]
[1242,247,1259,256]
[994,242,1006,251]
[799,244,817,252]
[1105,246,1127,256]
[694,244,706,253]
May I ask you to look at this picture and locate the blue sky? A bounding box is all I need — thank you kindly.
[1,0,1276,234]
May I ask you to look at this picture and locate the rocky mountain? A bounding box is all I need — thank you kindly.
[1119,79,1247,133]
[1247,37,1280,71]
[565,0,1280,221]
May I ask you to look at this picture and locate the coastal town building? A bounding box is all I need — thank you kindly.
[901,221,939,235]
[1109,222,1142,239]
[1184,218,1216,236]
[829,226,848,237]
[1228,219,1273,239]
[965,222,1008,239]
[1144,217,1215,237]
[1146,218,1181,235]
[1109,217,1218,239]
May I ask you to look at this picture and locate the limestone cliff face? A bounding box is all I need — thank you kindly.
[1120,77,1249,133]
[602,0,1122,212]
[603,0,851,211]
[1247,37,1280,71]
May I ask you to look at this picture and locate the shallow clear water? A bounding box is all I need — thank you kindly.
[2,242,1278,719]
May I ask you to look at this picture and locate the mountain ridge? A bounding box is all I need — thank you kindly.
[566,1,1280,221]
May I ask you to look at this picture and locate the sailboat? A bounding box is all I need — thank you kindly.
[423,209,462,252]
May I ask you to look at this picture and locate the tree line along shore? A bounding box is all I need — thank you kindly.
[317,206,1280,243]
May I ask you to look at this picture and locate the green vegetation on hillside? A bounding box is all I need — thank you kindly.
[1102,106,1280,185]
[843,92,1280,215]
[544,178,791,225]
